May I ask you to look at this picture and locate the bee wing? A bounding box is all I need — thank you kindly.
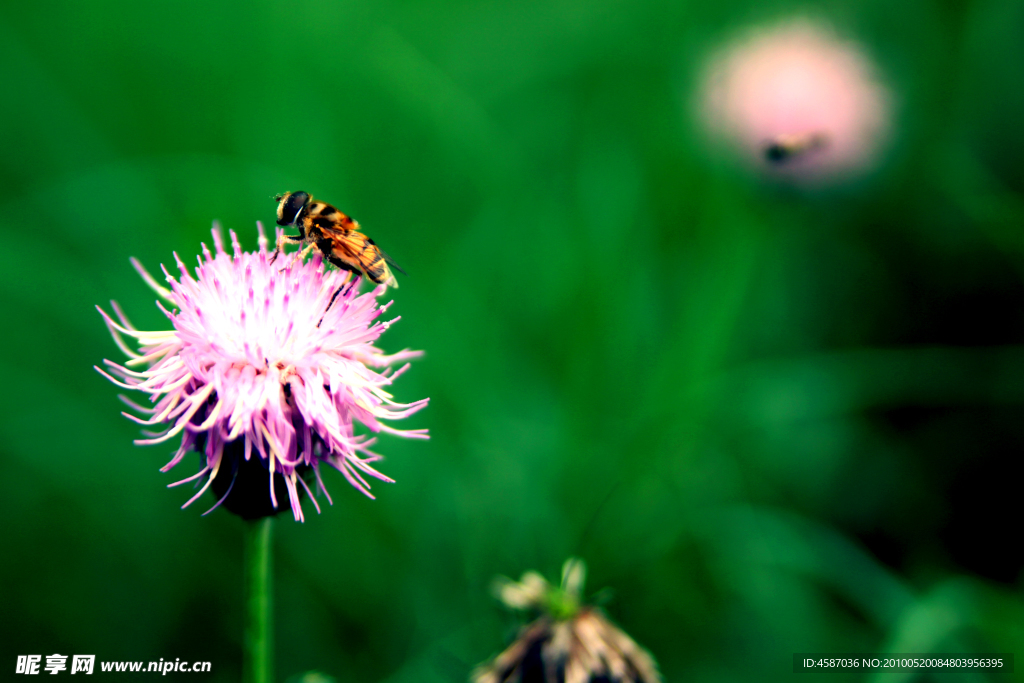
[325,228,401,287]
[376,245,407,275]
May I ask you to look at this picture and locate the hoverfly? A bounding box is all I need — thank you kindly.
[272,191,403,288]
[763,133,828,164]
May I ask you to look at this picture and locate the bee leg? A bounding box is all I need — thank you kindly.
[270,233,303,264]
[287,241,316,266]
[317,284,350,328]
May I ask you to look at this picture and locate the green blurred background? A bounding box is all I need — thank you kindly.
[2,0,1023,680]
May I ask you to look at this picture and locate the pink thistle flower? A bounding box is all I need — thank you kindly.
[96,224,428,521]
[698,18,892,183]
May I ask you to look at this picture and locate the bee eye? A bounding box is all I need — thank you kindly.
[276,191,309,226]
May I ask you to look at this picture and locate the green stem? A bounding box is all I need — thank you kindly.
[243,517,273,683]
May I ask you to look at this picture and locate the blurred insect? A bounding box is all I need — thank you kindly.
[272,191,404,288]
[763,133,828,164]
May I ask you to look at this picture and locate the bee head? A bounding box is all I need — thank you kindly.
[764,143,791,163]
[276,191,310,226]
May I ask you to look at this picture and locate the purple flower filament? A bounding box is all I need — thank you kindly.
[97,224,428,521]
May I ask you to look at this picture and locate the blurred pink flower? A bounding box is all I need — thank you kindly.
[97,224,428,521]
[699,18,891,182]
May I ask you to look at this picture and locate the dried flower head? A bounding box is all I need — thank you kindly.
[96,224,428,521]
[698,18,892,183]
[473,559,662,683]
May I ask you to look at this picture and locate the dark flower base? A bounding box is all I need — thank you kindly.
[474,611,661,683]
[208,440,312,520]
